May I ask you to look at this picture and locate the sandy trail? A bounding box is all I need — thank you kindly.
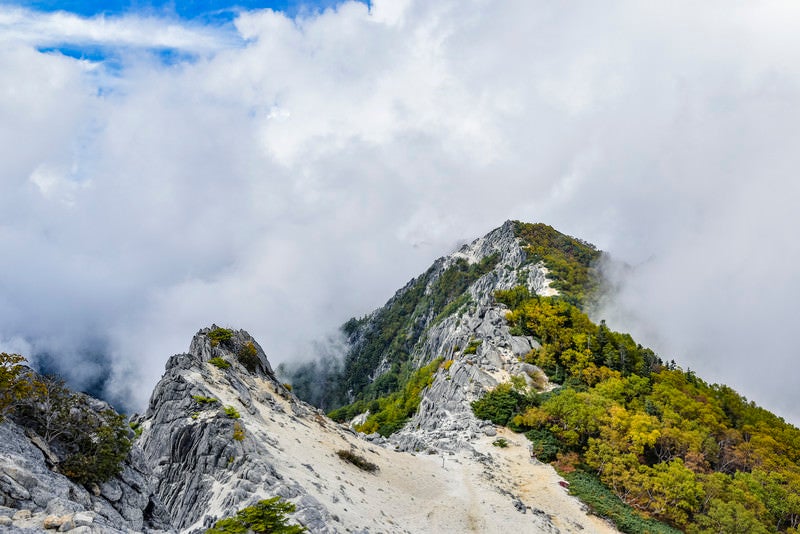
[197,374,619,534]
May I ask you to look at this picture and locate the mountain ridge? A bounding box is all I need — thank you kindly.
[1,220,798,533]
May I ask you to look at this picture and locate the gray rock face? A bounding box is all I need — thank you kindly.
[372,221,551,452]
[0,419,171,533]
[188,326,274,377]
[139,327,336,533]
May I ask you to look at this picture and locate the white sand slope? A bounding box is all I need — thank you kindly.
[196,373,618,533]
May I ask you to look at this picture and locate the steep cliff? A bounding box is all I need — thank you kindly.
[138,326,335,533]
[388,220,555,452]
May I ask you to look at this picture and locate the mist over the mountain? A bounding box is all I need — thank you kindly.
[1,0,799,423]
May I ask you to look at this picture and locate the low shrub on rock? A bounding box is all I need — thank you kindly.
[237,342,260,373]
[209,357,231,370]
[205,496,306,534]
[336,449,378,472]
[208,328,233,347]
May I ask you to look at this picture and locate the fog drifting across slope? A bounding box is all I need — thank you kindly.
[0,1,798,422]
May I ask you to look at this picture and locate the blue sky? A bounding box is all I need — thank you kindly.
[9,0,365,19]
[4,0,369,65]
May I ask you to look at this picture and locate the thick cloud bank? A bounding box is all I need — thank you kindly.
[1,1,799,422]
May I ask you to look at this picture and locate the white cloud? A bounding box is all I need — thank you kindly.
[0,6,235,51]
[1,0,799,423]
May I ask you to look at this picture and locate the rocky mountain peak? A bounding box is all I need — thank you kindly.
[445,219,519,267]
[163,325,273,378]
[140,326,313,532]
[383,224,554,452]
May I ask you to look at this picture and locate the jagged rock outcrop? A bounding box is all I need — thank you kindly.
[139,326,334,533]
[0,415,171,533]
[389,221,551,452]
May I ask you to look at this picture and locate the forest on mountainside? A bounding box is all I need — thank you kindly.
[513,221,602,307]
[476,287,800,533]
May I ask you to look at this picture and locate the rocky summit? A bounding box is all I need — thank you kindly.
[385,220,556,453]
[0,221,619,533]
